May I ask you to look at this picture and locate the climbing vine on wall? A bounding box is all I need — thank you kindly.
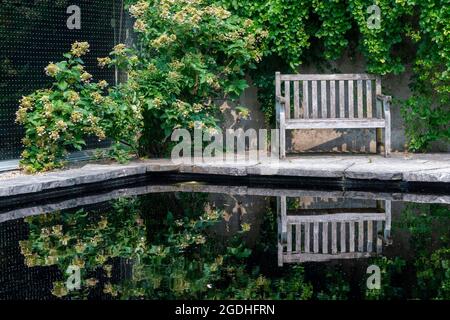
[401,0,450,151]
[216,0,449,150]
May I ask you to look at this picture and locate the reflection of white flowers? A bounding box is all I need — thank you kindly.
[86,278,99,287]
[175,219,184,227]
[194,235,206,245]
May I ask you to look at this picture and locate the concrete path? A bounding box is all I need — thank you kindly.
[0,153,449,198]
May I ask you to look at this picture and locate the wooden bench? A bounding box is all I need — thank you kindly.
[277,196,392,265]
[275,73,392,158]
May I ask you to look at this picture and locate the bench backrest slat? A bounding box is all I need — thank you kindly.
[375,78,382,118]
[312,81,318,118]
[357,80,363,118]
[285,218,386,254]
[293,81,300,118]
[366,80,373,118]
[302,81,309,118]
[284,80,290,119]
[321,81,327,118]
[339,80,345,118]
[277,73,382,120]
[330,81,336,118]
[348,80,354,118]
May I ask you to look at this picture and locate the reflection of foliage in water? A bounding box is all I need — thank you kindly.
[363,203,450,300]
[20,198,146,298]
[21,194,313,300]
[290,202,450,300]
[237,197,313,300]
[364,256,406,300]
[315,266,351,300]
[416,248,450,300]
[399,203,450,299]
[21,195,448,300]
[399,203,450,251]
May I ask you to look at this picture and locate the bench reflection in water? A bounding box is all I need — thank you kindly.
[277,196,392,266]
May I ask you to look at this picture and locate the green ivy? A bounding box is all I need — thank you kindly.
[218,0,449,151]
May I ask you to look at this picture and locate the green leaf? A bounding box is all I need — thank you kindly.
[57,81,68,91]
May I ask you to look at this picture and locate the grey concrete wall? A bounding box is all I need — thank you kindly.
[235,52,449,153]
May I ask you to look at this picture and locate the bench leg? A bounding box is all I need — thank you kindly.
[280,128,286,159]
[384,126,391,157]
[376,128,383,154]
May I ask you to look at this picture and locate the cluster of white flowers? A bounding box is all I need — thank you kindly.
[129,0,149,18]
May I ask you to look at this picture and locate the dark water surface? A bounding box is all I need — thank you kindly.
[0,182,449,300]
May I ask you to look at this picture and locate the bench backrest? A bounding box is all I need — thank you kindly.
[284,214,386,256]
[275,73,383,120]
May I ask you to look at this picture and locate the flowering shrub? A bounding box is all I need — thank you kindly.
[102,0,266,156]
[16,42,141,172]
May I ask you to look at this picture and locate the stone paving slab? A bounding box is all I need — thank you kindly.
[343,157,449,181]
[403,166,450,183]
[0,154,448,198]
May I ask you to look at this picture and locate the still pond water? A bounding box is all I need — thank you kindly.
[0,183,449,300]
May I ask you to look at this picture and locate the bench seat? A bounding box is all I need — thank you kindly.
[285,118,386,130]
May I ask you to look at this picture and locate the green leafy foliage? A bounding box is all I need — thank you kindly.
[315,267,351,300]
[416,248,450,299]
[16,42,141,172]
[107,0,266,156]
[15,0,448,167]
[21,194,313,300]
[401,0,450,150]
[20,198,146,298]
[399,203,450,299]
[218,0,449,150]
[364,257,406,300]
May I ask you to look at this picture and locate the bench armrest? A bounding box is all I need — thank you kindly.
[376,94,392,103]
[276,95,287,104]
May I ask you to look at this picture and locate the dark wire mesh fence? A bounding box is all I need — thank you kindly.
[0,0,127,161]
